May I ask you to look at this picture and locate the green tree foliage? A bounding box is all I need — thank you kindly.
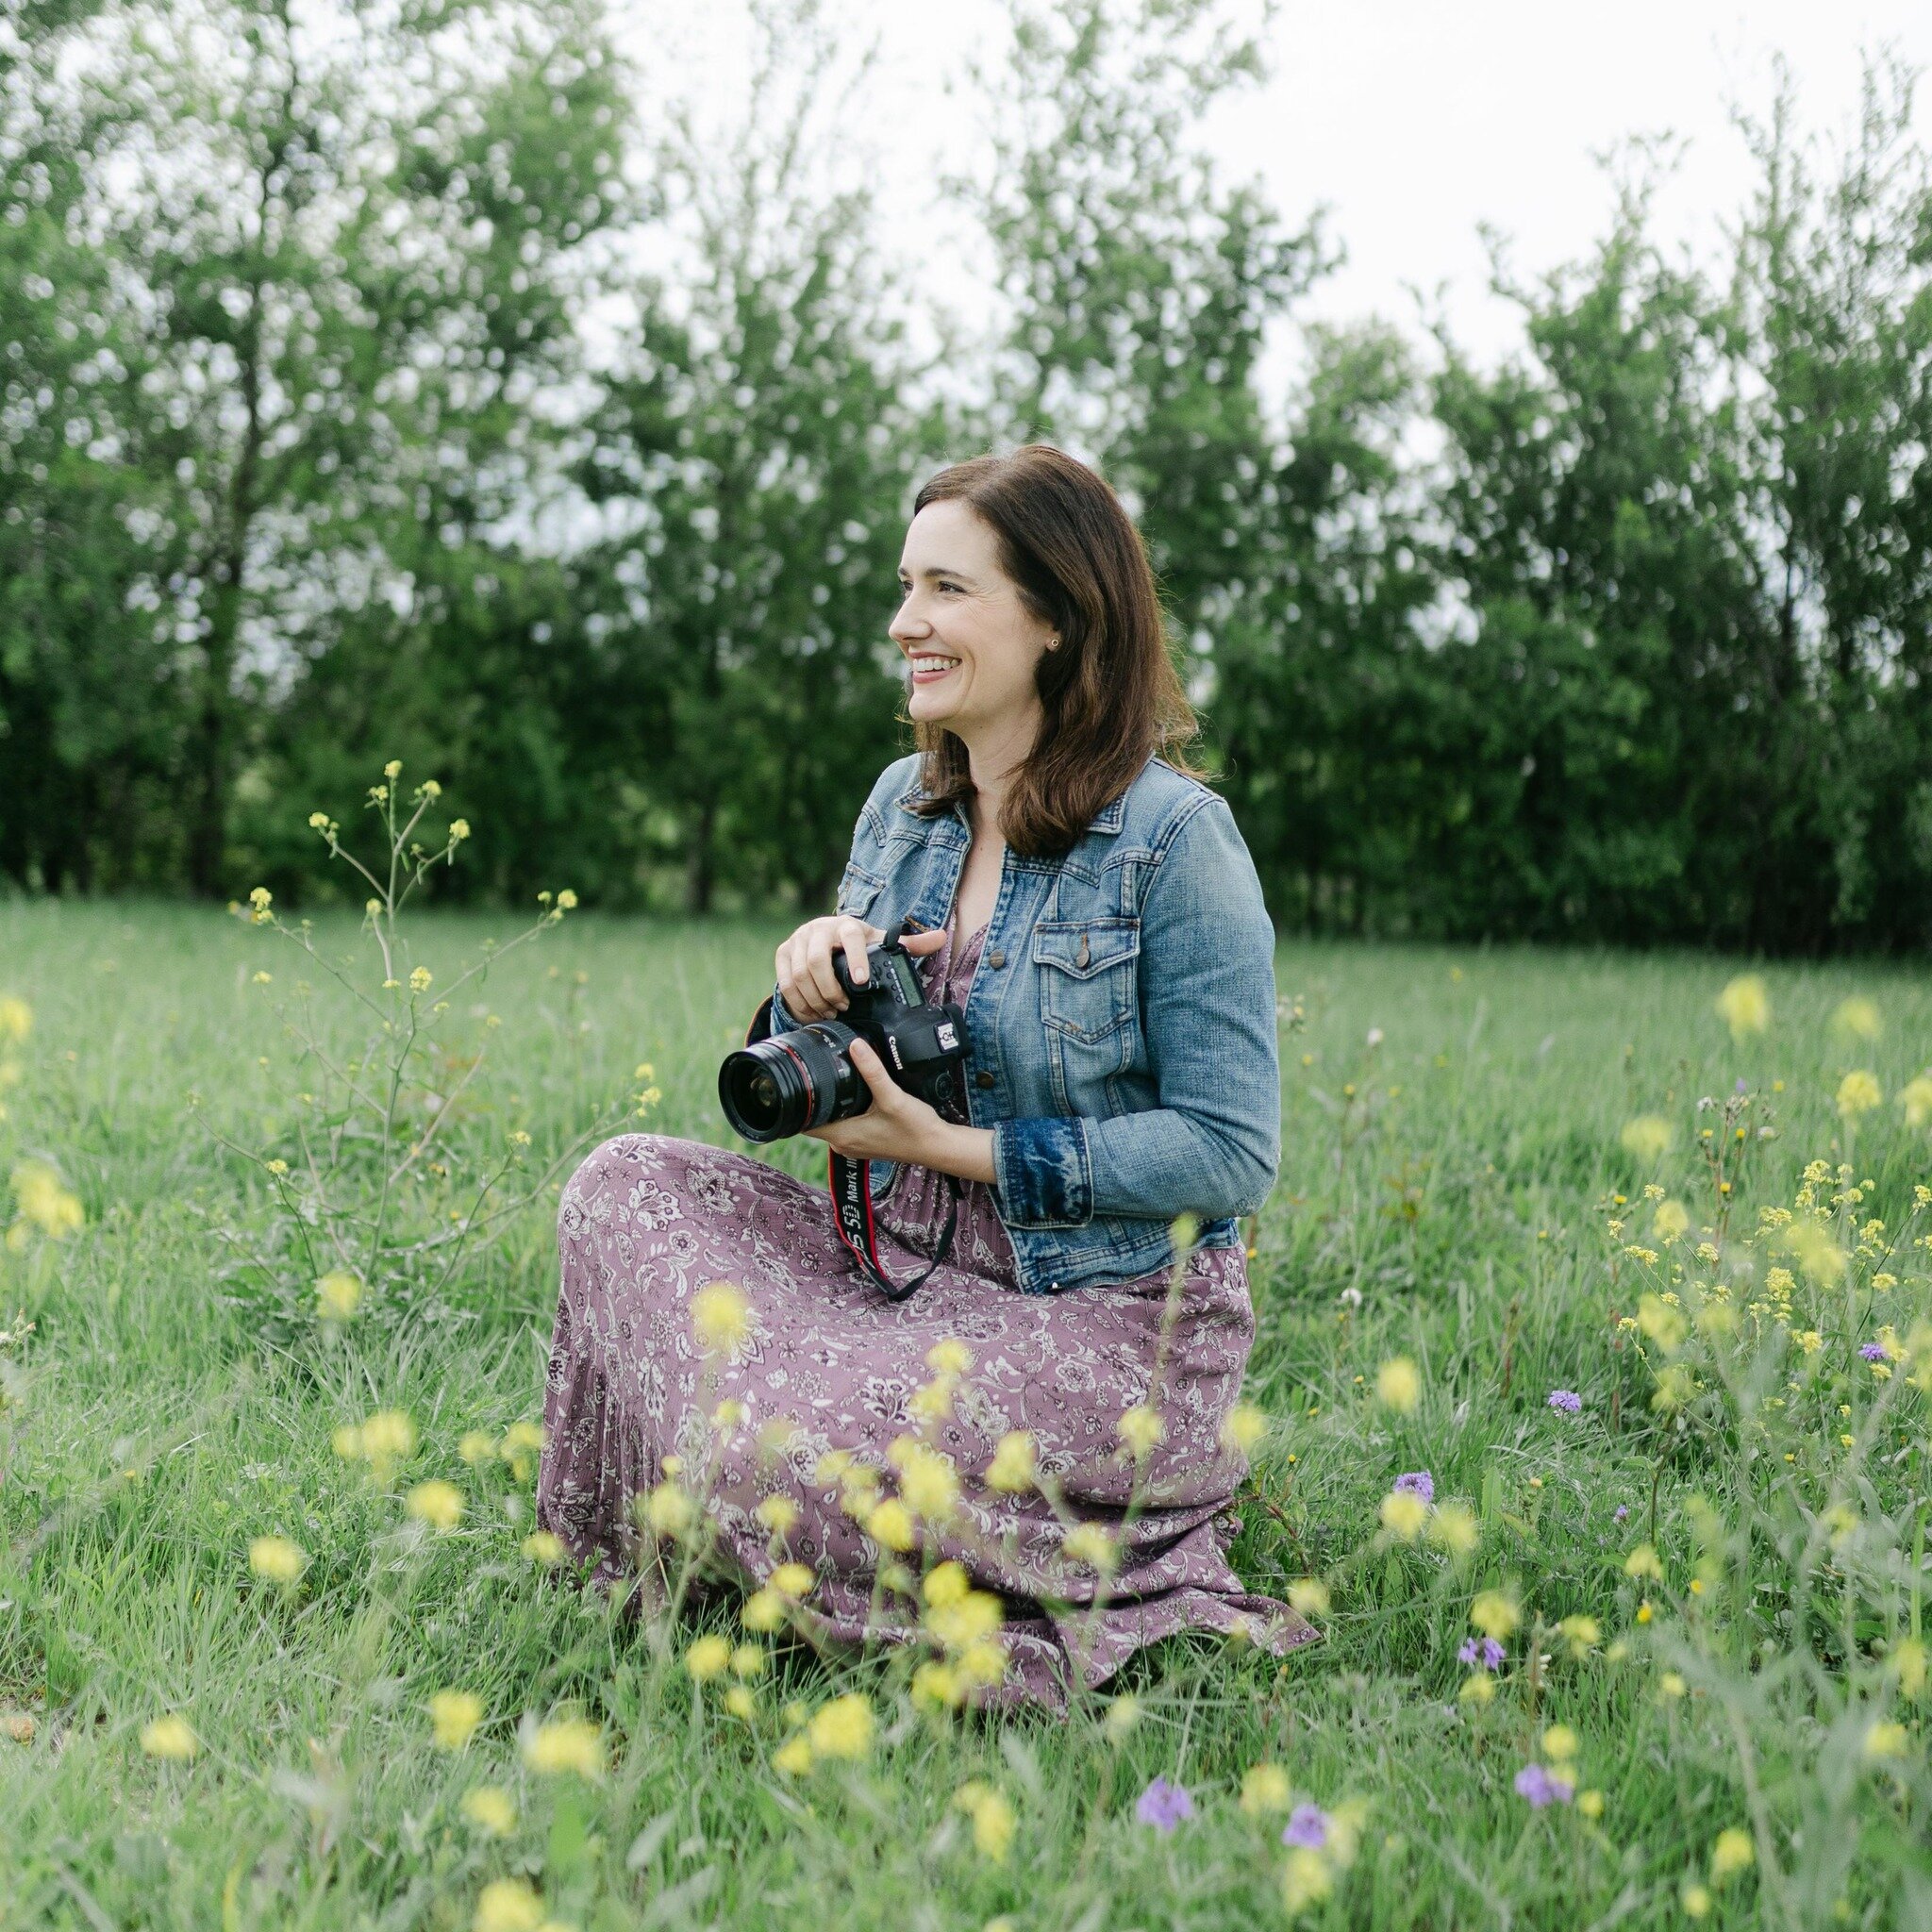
[569,0,944,913]
[3,0,1931,950]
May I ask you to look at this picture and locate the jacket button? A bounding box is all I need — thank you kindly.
[986,948,1006,969]
[974,1069,995,1090]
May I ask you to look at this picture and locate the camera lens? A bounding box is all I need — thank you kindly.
[718,1024,865,1142]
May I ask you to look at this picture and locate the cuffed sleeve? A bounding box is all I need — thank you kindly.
[991,1114,1093,1227]
[768,983,802,1037]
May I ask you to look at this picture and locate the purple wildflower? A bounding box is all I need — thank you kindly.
[1860,1342,1889,1362]
[1280,1803,1330,1849]
[1514,1763,1575,1809]
[1135,1776,1195,1834]
[1613,1505,1629,1524]
[1393,1470,1435,1503]
[1735,1076,1748,1095]
[1461,1635,1506,1670]
[1547,1390,1582,1414]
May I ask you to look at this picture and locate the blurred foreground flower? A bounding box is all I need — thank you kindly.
[807,1692,875,1760]
[1715,974,1770,1041]
[9,1160,84,1244]
[1375,1357,1420,1413]
[430,1690,485,1750]
[0,995,30,1043]
[140,1714,198,1760]
[1134,1775,1193,1834]
[407,1479,464,1532]
[1619,1114,1674,1163]
[1514,1762,1574,1808]
[314,1270,362,1321]
[952,1778,1016,1862]
[524,1717,605,1779]
[247,1535,308,1586]
[1836,1071,1883,1122]
[459,1786,517,1836]
[473,1877,544,1932]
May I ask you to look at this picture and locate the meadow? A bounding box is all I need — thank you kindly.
[2,879,1930,1929]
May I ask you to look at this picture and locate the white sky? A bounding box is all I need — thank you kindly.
[625,0,1932,408]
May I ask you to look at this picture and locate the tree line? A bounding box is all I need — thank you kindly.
[4,0,1930,952]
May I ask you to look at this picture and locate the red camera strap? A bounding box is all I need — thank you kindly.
[828,1151,958,1302]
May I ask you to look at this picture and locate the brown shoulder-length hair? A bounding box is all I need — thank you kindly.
[907,443,1201,857]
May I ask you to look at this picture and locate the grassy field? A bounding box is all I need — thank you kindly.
[2,892,1930,1929]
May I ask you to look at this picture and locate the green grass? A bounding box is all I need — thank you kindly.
[2,899,1930,1929]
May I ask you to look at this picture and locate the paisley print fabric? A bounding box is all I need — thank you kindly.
[535,923,1315,1709]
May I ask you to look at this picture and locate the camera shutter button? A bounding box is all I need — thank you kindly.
[974,1069,995,1090]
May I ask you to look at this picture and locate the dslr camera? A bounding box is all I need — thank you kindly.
[719,925,968,1143]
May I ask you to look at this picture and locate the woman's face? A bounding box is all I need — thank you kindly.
[891,500,1055,748]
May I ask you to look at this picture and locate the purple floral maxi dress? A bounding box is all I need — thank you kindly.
[536,923,1316,1710]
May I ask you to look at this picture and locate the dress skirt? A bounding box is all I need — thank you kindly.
[535,923,1315,1710]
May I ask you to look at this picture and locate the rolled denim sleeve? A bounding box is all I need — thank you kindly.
[1080,795,1281,1222]
[991,1114,1093,1226]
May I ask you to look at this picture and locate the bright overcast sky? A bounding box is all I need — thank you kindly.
[627,0,1932,405]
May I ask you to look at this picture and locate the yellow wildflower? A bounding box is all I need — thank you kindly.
[643,1479,693,1537]
[1427,1502,1479,1556]
[409,965,433,994]
[864,1498,915,1550]
[1619,1114,1674,1163]
[755,1493,799,1534]
[1659,1672,1688,1699]
[522,1531,565,1565]
[1101,1693,1141,1741]
[1288,1577,1331,1618]
[889,1437,960,1520]
[807,1693,874,1760]
[406,1479,463,1532]
[473,1877,543,1932]
[1624,1543,1664,1580]
[1458,1673,1495,1705]
[1863,1720,1908,1760]
[1281,1845,1334,1912]
[1541,1723,1579,1762]
[458,1430,496,1465]
[1115,1404,1165,1458]
[459,1786,517,1836]
[691,1280,751,1355]
[926,1338,974,1375]
[1577,1790,1606,1820]
[1240,1762,1292,1815]
[1837,1071,1883,1122]
[772,1734,813,1775]
[139,1714,198,1760]
[1062,1523,1119,1574]
[685,1635,732,1682]
[523,1718,605,1780]
[0,996,31,1042]
[956,1782,1015,1862]
[1832,996,1881,1041]
[247,1535,308,1586]
[741,1590,787,1633]
[430,1690,485,1750]
[1683,1882,1711,1919]
[924,1561,971,1607]
[1899,1075,1932,1130]
[729,1643,765,1679]
[1557,1614,1601,1657]
[770,1561,814,1598]
[1714,974,1770,1041]
[1376,1356,1421,1413]
[1218,1403,1268,1453]
[984,1430,1037,1492]
[1380,1490,1427,1540]
[315,1270,361,1321]
[11,1160,84,1240]
[1470,1591,1520,1640]
[1652,1200,1690,1244]
[1637,1294,1686,1351]
[1710,1826,1754,1880]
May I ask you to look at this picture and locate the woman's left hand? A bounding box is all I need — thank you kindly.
[804,1038,947,1167]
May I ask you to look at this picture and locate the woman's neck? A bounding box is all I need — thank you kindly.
[958,704,1041,842]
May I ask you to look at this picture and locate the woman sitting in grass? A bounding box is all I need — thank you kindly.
[536,442,1313,1708]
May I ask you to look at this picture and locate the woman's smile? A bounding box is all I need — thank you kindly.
[907,650,962,685]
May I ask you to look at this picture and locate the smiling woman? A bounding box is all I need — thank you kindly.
[537,444,1313,1710]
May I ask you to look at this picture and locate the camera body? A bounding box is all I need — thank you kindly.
[719,931,968,1143]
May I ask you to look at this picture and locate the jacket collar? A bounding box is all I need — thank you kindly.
[891,770,1133,838]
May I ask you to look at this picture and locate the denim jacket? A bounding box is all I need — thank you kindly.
[765,750,1282,1295]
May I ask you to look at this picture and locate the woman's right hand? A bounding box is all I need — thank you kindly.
[774,917,945,1021]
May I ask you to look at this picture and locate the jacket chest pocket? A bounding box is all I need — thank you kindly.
[1031,918,1140,1043]
[836,860,886,922]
